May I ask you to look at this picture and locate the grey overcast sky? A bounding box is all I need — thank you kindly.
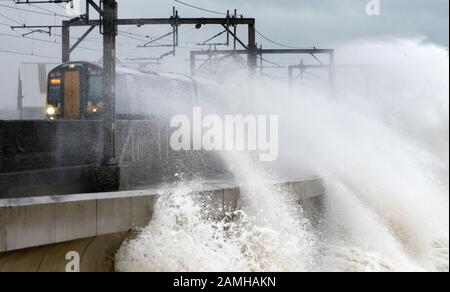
[0,0,448,109]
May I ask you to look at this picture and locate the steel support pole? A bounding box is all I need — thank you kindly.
[288,66,294,89]
[102,0,118,165]
[247,23,257,73]
[62,21,70,63]
[329,51,335,95]
[190,51,196,76]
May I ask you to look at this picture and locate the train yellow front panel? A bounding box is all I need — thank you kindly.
[64,71,81,119]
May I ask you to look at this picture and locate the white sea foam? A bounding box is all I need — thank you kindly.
[115,38,449,272]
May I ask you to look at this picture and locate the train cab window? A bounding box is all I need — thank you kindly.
[88,75,103,101]
[48,84,62,103]
[48,75,62,104]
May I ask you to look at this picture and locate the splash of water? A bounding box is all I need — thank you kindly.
[115,180,316,272]
[115,38,449,272]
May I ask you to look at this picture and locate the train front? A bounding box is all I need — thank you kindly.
[46,62,104,120]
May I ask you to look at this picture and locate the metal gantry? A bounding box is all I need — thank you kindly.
[10,0,257,165]
[190,48,335,92]
[8,0,335,165]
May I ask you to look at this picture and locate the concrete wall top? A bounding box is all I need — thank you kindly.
[0,178,324,252]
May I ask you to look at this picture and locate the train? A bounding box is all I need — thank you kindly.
[42,61,231,191]
[46,61,220,120]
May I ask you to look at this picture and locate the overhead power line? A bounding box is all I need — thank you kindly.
[0,48,60,60]
[29,3,67,17]
[256,30,314,49]
[0,11,22,25]
[173,0,227,16]
[0,30,151,60]
[172,0,313,50]
[0,3,69,18]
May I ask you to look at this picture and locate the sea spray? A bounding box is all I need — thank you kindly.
[115,38,449,272]
[115,180,317,272]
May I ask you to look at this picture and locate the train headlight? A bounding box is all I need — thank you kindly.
[87,102,103,114]
[46,105,56,116]
[49,78,61,85]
